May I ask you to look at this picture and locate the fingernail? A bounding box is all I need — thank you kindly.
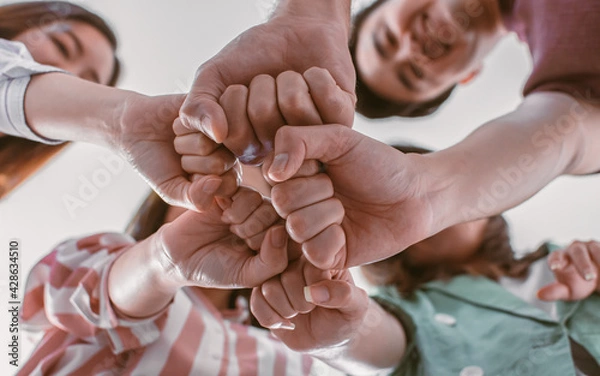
[584,273,597,281]
[270,322,295,331]
[203,178,222,194]
[271,226,287,248]
[269,154,289,179]
[550,263,563,271]
[200,116,217,142]
[304,285,329,304]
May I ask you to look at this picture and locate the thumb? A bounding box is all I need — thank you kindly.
[268,124,359,182]
[241,226,289,287]
[537,282,571,301]
[179,63,229,143]
[304,280,368,315]
[159,175,222,212]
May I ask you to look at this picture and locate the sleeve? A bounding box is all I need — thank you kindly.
[370,288,420,376]
[20,232,171,354]
[0,38,65,145]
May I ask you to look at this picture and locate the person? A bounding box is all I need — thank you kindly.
[0,1,228,210]
[251,146,600,374]
[0,1,119,199]
[349,0,600,119]
[17,169,345,375]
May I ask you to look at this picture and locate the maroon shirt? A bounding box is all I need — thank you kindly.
[501,0,600,101]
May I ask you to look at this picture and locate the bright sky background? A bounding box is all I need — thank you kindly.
[1,0,599,372]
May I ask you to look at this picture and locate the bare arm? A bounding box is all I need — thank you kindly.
[427,92,600,229]
[24,73,135,148]
[310,298,407,375]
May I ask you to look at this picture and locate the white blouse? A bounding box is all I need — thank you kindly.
[0,38,64,144]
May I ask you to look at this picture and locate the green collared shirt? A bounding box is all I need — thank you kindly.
[372,245,600,376]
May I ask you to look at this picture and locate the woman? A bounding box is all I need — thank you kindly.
[250,148,600,376]
[18,179,344,375]
[0,1,224,210]
[0,1,119,198]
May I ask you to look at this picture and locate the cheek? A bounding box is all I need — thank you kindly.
[14,31,56,65]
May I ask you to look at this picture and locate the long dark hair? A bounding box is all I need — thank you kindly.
[0,1,121,199]
[349,0,456,119]
[361,145,549,296]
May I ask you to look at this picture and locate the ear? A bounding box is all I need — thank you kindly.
[459,65,483,85]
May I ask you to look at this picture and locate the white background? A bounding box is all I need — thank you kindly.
[0,0,599,373]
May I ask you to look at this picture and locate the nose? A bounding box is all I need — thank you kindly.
[391,33,421,66]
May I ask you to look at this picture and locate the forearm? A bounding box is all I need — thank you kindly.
[426,92,600,229]
[273,0,352,34]
[108,230,180,318]
[311,300,406,375]
[24,72,142,148]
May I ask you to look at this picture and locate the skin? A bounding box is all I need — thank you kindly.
[13,20,115,85]
[179,0,355,165]
[0,20,114,140]
[354,0,505,103]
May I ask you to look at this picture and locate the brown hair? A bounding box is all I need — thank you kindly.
[0,1,121,200]
[361,144,549,296]
[349,0,456,119]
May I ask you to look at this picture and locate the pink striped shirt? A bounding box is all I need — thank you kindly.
[18,233,340,376]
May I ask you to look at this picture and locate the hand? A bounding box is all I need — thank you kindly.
[217,67,355,165]
[157,187,287,289]
[173,116,241,209]
[251,257,369,352]
[266,124,438,269]
[117,94,232,211]
[179,3,355,164]
[538,240,600,301]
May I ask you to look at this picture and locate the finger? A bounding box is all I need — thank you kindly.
[247,74,285,153]
[537,282,571,301]
[250,287,295,331]
[245,230,268,252]
[241,226,289,287]
[179,64,229,143]
[268,124,359,182]
[589,241,600,266]
[302,225,347,270]
[174,132,220,156]
[219,85,265,165]
[181,148,237,176]
[568,242,598,281]
[286,198,344,243]
[303,67,355,127]
[262,156,321,186]
[304,280,369,318]
[547,250,569,272]
[159,174,222,212]
[261,278,299,320]
[222,188,264,224]
[231,203,280,240]
[271,174,334,218]
[276,71,322,126]
[280,260,315,314]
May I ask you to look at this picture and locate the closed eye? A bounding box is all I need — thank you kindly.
[50,35,69,58]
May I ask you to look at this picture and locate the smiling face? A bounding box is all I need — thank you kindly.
[13,20,115,85]
[354,0,503,104]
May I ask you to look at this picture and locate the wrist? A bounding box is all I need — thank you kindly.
[273,0,351,35]
[108,231,181,318]
[405,151,465,237]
